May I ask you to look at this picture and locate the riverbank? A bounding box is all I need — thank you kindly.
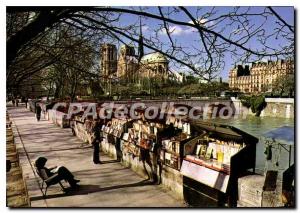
[213,116,294,175]
[7,106,185,207]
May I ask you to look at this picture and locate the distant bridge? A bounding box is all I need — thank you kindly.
[103,98,233,108]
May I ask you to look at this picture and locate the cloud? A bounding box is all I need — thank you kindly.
[184,18,215,34]
[159,25,185,36]
[188,18,209,26]
[159,18,214,36]
[159,25,198,36]
[142,26,149,32]
[188,18,214,28]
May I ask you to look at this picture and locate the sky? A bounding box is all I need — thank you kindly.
[109,6,294,81]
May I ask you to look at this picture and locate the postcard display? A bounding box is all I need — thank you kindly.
[161,116,192,170]
[180,122,258,207]
[120,120,162,159]
[72,115,95,144]
[101,118,130,157]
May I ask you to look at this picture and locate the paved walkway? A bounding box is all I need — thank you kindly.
[8,105,185,207]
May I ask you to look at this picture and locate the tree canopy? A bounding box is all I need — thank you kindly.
[6,6,294,97]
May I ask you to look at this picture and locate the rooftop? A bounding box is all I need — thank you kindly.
[141,52,168,63]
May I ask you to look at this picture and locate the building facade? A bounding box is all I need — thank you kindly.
[229,59,294,93]
[117,45,139,83]
[100,44,118,77]
[139,52,169,81]
[100,43,170,83]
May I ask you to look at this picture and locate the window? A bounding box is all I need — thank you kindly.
[158,65,163,73]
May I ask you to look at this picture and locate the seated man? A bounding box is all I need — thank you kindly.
[35,157,80,189]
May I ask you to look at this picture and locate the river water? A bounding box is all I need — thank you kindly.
[211,116,294,176]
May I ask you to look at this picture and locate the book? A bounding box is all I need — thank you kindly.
[205,147,213,159]
[195,144,202,156]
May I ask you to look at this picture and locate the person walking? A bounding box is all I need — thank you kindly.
[24,98,28,109]
[36,103,42,121]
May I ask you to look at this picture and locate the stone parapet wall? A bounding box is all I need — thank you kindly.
[231,97,294,119]
[161,165,183,200]
[261,99,294,118]
[73,121,93,144]
[100,140,184,201]
[47,109,70,128]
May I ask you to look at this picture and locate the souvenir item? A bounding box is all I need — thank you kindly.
[167,141,173,151]
[154,127,157,135]
[174,119,178,128]
[209,143,217,159]
[170,116,176,124]
[150,142,156,152]
[217,152,224,163]
[205,147,213,159]
[187,123,191,135]
[123,133,129,141]
[165,152,171,161]
[199,145,207,157]
[178,119,183,129]
[195,144,202,156]
[166,118,170,125]
[140,138,150,149]
[162,140,170,149]
[117,130,122,138]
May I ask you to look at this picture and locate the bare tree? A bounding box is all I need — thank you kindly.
[7,6,294,96]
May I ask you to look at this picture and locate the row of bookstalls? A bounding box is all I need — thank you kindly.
[69,103,258,207]
[28,99,261,207]
[71,102,101,144]
[111,115,257,207]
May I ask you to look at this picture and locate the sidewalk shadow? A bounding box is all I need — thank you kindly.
[30,180,153,201]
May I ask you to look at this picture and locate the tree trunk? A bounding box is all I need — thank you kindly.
[54,82,61,99]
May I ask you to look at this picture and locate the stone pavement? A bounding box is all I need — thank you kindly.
[8,105,185,207]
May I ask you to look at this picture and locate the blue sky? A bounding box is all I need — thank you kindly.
[111,6,294,81]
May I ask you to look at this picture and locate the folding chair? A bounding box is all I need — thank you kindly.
[35,167,66,197]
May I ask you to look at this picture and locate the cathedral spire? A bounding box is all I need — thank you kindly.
[138,17,144,62]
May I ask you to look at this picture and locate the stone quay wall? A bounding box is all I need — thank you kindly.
[47,109,70,128]
[231,97,294,119]
[261,98,294,118]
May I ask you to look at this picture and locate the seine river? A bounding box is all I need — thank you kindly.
[211,116,294,176]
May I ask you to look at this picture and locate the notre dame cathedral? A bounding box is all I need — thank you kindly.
[100,43,170,84]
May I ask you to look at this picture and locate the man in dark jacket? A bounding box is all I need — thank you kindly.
[35,157,80,189]
[24,98,28,109]
[92,120,102,164]
[36,103,42,121]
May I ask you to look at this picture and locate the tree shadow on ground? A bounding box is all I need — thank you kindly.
[30,180,153,201]
[100,160,119,164]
